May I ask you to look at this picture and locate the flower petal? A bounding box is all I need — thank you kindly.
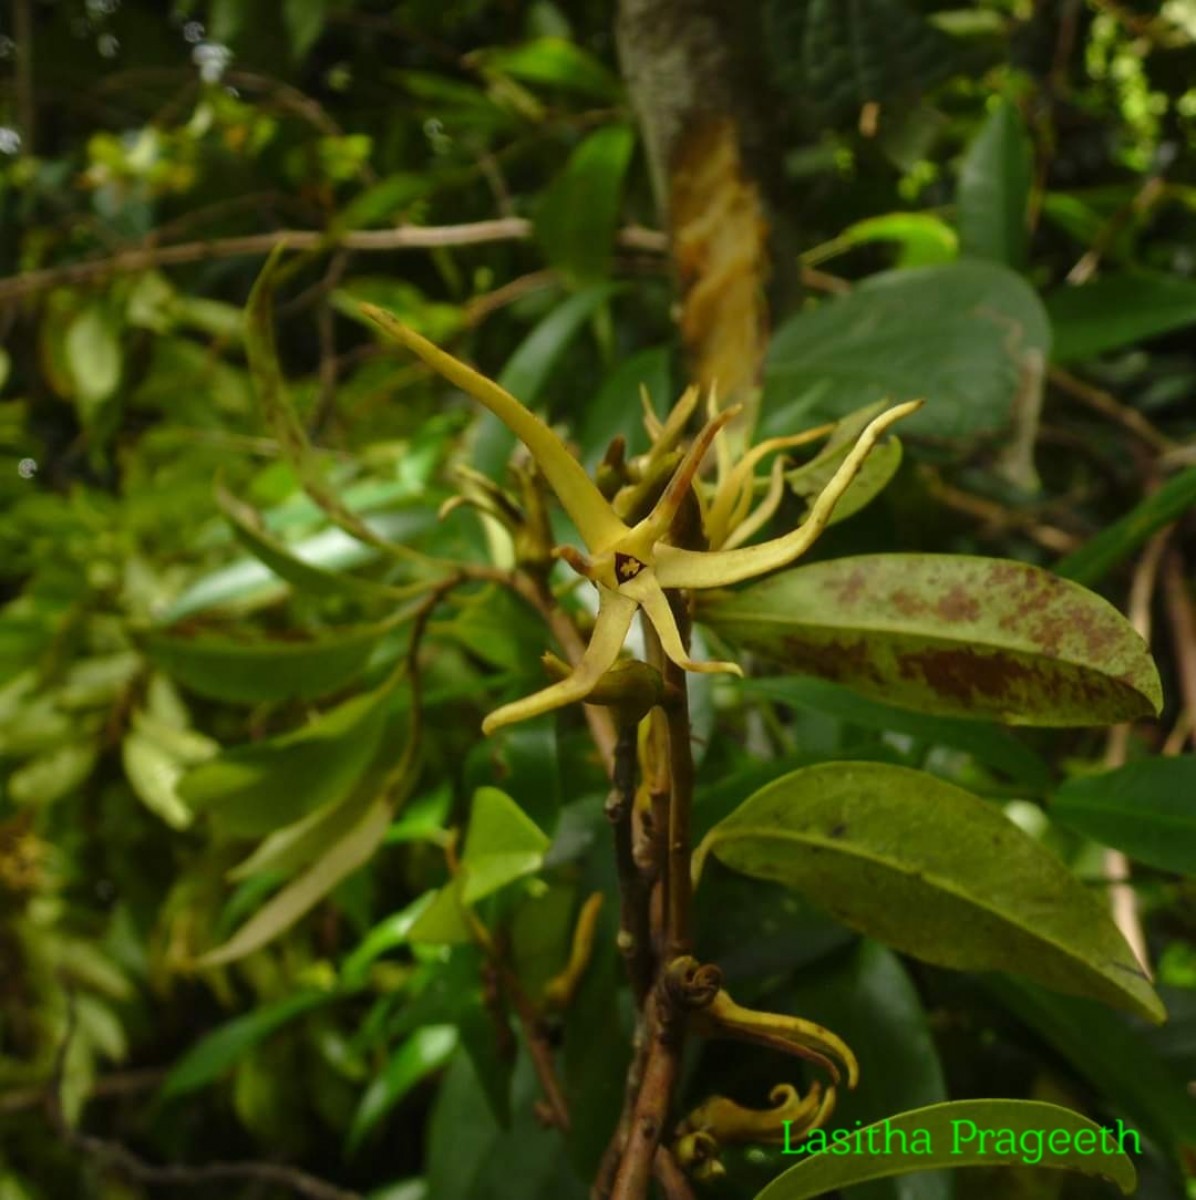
[623,574,744,677]
[634,404,741,547]
[359,304,626,553]
[655,400,921,588]
[721,454,788,551]
[480,588,637,735]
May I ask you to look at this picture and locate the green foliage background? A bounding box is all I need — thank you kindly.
[3,2,1196,1199]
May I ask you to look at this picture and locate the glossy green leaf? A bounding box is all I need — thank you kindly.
[782,941,950,1200]
[786,403,905,527]
[988,977,1196,1167]
[144,619,392,705]
[535,125,635,283]
[460,786,550,905]
[957,98,1032,269]
[341,893,435,987]
[407,880,473,946]
[752,1100,1136,1200]
[700,554,1161,726]
[826,213,958,269]
[741,676,1051,789]
[1054,465,1196,586]
[162,990,336,1099]
[1048,272,1196,363]
[215,482,417,602]
[762,262,1051,441]
[198,794,394,966]
[348,1026,458,1152]
[180,683,395,837]
[164,508,436,621]
[693,761,1165,1023]
[1051,757,1196,875]
[471,38,621,101]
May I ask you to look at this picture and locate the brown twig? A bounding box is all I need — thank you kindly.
[1163,551,1196,749]
[608,723,655,1002]
[0,222,668,306]
[1101,527,1172,972]
[47,997,359,1200]
[1048,366,1172,453]
[610,1003,682,1200]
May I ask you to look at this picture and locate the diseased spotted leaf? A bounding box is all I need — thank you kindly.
[700,554,1161,726]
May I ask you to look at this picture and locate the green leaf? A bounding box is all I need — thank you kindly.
[579,345,670,469]
[180,683,395,838]
[751,1100,1136,1200]
[284,0,326,59]
[460,787,550,905]
[957,99,1032,269]
[473,283,621,482]
[782,941,951,1200]
[197,794,395,966]
[694,761,1165,1023]
[741,676,1051,789]
[144,619,393,705]
[988,977,1196,1166]
[348,1026,458,1152]
[535,125,635,284]
[122,713,218,830]
[164,508,436,621]
[216,483,417,602]
[471,38,622,101]
[162,990,336,1099]
[1047,272,1196,363]
[833,213,959,268]
[785,403,905,527]
[341,894,435,986]
[700,554,1161,726]
[762,262,1051,441]
[1051,757,1196,875]
[764,0,956,126]
[408,880,474,946]
[64,305,121,418]
[8,740,98,806]
[1054,465,1196,586]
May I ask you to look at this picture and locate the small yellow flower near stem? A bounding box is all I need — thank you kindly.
[359,302,920,735]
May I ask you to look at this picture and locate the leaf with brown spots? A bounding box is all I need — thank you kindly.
[693,762,1164,1024]
[699,554,1161,726]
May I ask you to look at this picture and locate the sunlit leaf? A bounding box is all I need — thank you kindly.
[694,761,1165,1023]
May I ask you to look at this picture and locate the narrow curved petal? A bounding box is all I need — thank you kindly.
[721,454,788,551]
[706,424,835,547]
[480,588,637,735]
[655,401,921,588]
[634,404,741,547]
[624,574,744,677]
[360,304,626,553]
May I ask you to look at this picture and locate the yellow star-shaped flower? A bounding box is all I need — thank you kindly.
[359,303,919,735]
